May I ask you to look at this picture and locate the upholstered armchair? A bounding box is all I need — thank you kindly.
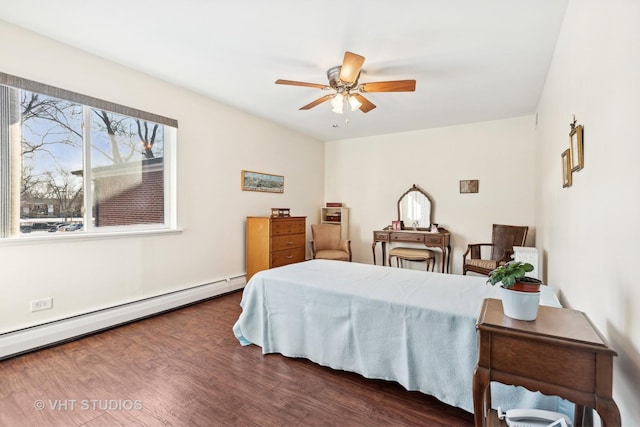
[462,224,528,276]
[310,224,352,262]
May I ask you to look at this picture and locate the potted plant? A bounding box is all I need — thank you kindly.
[487,261,542,321]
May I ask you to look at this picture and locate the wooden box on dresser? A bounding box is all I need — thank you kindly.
[245,216,306,282]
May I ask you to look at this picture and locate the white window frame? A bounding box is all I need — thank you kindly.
[0,72,179,243]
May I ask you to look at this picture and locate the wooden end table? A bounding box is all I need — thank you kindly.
[473,298,621,427]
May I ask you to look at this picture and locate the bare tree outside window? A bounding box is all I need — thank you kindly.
[19,92,83,225]
[90,110,163,167]
[17,90,165,233]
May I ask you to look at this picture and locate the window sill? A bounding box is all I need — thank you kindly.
[0,228,183,246]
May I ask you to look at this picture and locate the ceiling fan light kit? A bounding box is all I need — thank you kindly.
[275,51,416,115]
[348,95,362,111]
[331,92,344,114]
[330,92,362,114]
[330,93,344,114]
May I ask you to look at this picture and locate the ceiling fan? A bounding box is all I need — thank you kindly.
[275,51,416,114]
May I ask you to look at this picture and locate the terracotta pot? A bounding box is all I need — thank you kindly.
[509,281,541,293]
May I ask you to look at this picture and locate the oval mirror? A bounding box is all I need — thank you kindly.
[397,184,434,230]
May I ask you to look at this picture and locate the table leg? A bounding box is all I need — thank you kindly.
[381,242,387,266]
[371,242,377,265]
[596,398,621,427]
[472,366,490,426]
[573,405,585,426]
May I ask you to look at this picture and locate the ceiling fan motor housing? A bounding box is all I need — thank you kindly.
[327,65,359,91]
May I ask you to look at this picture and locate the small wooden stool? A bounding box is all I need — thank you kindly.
[388,247,436,271]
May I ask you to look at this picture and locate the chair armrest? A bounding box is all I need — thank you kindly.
[463,243,494,261]
[339,240,352,262]
[309,240,316,258]
[496,248,515,264]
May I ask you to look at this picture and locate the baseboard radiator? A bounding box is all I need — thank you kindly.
[0,275,246,360]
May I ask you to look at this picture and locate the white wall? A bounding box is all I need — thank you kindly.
[325,115,537,273]
[535,0,640,423]
[0,21,324,334]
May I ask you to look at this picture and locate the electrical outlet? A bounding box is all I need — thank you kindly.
[30,297,53,312]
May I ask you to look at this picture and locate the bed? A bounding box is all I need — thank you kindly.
[233,259,565,414]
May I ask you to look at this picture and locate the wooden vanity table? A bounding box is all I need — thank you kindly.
[373,184,451,273]
[372,228,451,273]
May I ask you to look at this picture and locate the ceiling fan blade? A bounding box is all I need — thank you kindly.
[359,80,416,92]
[275,79,330,90]
[299,94,334,110]
[339,51,365,84]
[352,94,376,113]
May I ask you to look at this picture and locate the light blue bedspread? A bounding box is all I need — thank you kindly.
[233,259,564,414]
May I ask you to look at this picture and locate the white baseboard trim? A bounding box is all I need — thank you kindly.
[0,276,246,360]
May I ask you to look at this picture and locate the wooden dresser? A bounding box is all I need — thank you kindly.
[245,216,306,282]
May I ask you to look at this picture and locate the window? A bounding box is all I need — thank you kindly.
[0,73,177,238]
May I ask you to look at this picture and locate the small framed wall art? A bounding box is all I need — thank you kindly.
[241,170,284,193]
[561,149,572,188]
[460,179,479,194]
[569,119,584,172]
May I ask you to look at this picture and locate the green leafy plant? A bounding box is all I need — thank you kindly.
[486,261,539,288]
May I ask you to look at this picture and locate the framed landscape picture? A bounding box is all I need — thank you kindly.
[241,170,284,193]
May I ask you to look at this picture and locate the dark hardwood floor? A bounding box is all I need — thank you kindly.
[0,290,474,426]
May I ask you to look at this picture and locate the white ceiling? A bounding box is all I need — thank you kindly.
[0,0,568,141]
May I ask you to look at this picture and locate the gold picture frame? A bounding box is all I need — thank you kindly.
[241,170,284,193]
[570,124,584,172]
[561,149,572,188]
[459,179,479,194]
